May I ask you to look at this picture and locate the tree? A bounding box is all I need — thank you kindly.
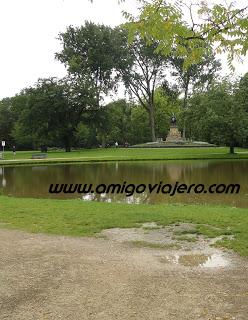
[117,34,168,141]
[153,87,180,139]
[56,22,122,109]
[130,105,150,144]
[170,50,221,137]
[75,123,91,148]
[124,1,248,70]
[104,100,132,145]
[185,81,248,153]
[12,78,91,152]
[235,73,248,147]
[236,73,248,112]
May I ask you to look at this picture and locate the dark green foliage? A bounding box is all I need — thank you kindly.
[11,78,91,152]
[56,22,122,108]
[184,79,248,153]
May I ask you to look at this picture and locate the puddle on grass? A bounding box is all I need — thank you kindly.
[161,253,229,268]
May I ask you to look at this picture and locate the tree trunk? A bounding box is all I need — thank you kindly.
[64,137,71,152]
[182,73,190,140]
[40,145,47,153]
[101,135,106,148]
[148,104,156,142]
[182,122,186,140]
[182,94,187,139]
[229,145,235,154]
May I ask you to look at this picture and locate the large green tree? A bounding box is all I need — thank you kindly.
[103,100,132,145]
[12,78,90,152]
[185,81,248,153]
[236,73,248,112]
[117,34,168,141]
[56,22,122,109]
[235,73,248,147]
[170,50,221,138]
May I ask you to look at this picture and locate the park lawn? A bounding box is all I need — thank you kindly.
[1,147,248,166]
[0,195,248,256]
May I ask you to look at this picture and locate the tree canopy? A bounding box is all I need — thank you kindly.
[0,2,248,153]
[124,0,248,69]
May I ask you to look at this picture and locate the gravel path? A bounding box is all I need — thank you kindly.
[0,229,248,320]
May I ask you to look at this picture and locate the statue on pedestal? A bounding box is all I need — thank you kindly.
[165,113,182,142]
[171,114,177,126]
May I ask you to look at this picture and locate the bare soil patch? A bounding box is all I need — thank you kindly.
[0,225,247,320]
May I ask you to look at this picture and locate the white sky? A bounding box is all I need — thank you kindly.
[0,0,247,100]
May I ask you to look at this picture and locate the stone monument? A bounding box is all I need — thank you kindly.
[165,114,183,142]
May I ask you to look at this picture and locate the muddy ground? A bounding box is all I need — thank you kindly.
[0,224,247,320]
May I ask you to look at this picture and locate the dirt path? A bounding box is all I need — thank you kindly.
[0,228,247,320]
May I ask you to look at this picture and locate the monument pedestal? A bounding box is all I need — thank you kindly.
[165,125,183,142]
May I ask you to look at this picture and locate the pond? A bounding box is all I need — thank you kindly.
[0,160,248,207]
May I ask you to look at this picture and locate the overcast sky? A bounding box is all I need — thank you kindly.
[0,0,247,99]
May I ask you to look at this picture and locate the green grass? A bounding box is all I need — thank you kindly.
[196,224,232,238]
[142,225,161,230]
[0,195,248,256]
[1,147,248,166]
[172,225,232,240]
[173,229,200,235]
[172,235,198,242]
[130,240,181,249]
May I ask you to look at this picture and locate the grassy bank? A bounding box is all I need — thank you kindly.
[0,196,248,256]
[1,147,248,166]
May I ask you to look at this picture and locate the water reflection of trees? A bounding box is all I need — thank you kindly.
[1,160,248,207]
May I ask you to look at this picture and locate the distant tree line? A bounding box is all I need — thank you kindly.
[0,22,247,153]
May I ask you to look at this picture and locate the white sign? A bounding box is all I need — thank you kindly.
[1,141,5,147]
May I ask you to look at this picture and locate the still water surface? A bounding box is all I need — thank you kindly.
[1,160,247,207]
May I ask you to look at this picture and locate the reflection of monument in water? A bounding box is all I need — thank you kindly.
[165,114,183,142]
[166,164,183,181]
